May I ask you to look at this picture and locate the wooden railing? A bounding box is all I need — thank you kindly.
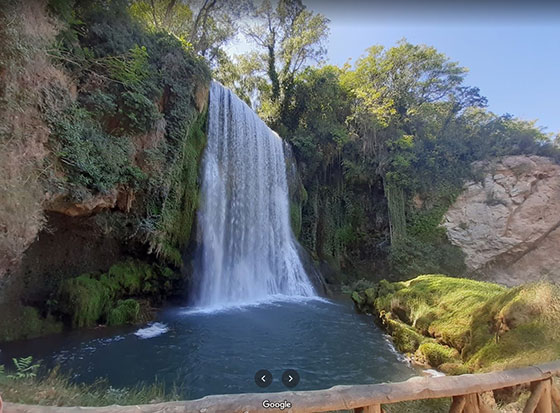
[2,361,560,413]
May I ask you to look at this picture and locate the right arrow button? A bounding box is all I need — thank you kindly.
[281,369,300,388]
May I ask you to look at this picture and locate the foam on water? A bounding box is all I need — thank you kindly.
[182,294,332,316]
[134,322,169,339]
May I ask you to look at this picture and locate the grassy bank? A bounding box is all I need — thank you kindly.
[0,358,178,406]
[352,274,560,374]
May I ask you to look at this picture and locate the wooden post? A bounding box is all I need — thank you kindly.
[354,405,382,413]
[463,394,479,413]
[524,380,547,413]
[476,393,493,413]
[449,395,467,413]
[534,379,552,413]
[551,384,560,409]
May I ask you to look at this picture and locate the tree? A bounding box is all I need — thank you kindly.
[219,0,329,122]
[129,0,248,64]
[341,40,486,244]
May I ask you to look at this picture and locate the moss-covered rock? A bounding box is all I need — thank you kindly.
[150,109,209,266]
[58,274,115,328]
[385,318,425,353]
[354,274,560,373]
[57,260,179,328]
[416,342,459,367]
[439,362,471,376]
[350,282,378,312]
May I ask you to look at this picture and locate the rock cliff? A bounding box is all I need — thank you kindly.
[443,155,560,285]
[0,0,210,317]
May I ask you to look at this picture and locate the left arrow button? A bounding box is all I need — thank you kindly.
[254,369,272,388]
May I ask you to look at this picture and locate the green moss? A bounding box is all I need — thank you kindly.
[106,299,140,326]
[57,260,179,329]
[351,290,365,309]
[351,286,377,313]
[385,318,425,353]
[0,305,63,342]
[439,362,471,376]
[107,261,153,295]
[376,275,506,351]
[359,275,560,372]
[464,283,560,371]
[150,109,208,265]
[58,274,115,328]
[290,202,302,238]
[417,342,459,367]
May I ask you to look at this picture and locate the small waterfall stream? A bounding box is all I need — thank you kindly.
[194,82,316,307]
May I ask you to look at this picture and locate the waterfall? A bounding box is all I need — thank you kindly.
[194,82,316,307]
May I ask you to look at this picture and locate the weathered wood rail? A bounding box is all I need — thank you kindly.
[2,361,560,413]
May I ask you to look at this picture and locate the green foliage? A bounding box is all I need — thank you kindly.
[388,236,466,279]
[267,38,560,281]
[220,0,329,120]
[107,299,140,326]
[290,202,302,238]
[57,260,179,328]
[7,357,40,380]
[129,0,240,64]
[149,109,208,264]
[48,104,145,194]
[0,304,63,342]
[58,274,115,328]
[385,183,406,243]
[45,0,211,268]
[355,275,560,372]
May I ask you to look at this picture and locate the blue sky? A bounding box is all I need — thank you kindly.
[307,1,560,135]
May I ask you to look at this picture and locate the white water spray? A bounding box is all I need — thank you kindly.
[194,82,316,307]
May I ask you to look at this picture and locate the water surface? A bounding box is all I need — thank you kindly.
[0,297,418,400]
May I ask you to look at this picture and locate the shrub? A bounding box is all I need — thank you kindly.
[48,104,145,195]
[106,299,140,325]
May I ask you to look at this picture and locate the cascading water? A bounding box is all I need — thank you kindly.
[194,82,316,307]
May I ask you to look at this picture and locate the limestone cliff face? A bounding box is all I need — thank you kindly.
[0,0,211,310]
[443,156,560,285]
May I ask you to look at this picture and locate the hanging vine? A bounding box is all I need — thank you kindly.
[385,179,406,245]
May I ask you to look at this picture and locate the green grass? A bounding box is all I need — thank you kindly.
[0,369,179,406]
[353,274,560,373]
[417,342,459,367]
